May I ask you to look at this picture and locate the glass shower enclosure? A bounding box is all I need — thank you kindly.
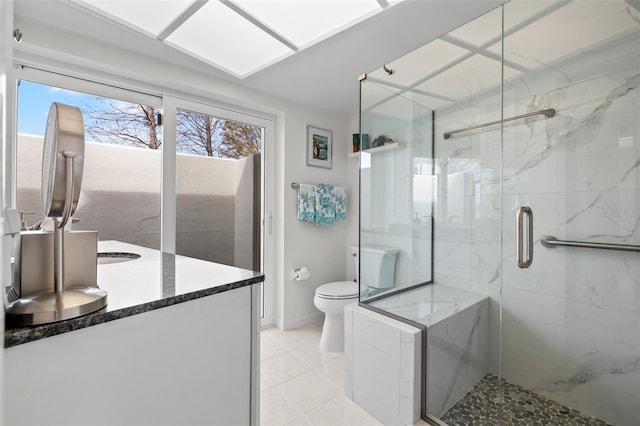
[358,1,640,424]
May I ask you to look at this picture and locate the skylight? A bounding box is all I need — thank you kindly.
[236,0,381,48]
[73,0,400,78]
[76,0,193,37]
[165,1,293,76]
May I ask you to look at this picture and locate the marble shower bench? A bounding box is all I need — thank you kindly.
[345,284,489,425]
[4,241,264,426]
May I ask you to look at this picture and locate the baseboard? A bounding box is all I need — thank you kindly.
[282,312,324,331]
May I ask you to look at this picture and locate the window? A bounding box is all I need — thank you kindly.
[17,80,163,249]
[16,71,274,325]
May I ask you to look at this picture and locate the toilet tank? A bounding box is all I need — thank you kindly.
[355,245,399,289]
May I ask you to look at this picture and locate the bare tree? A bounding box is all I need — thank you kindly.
[176,110,224,156]
[84,102,160,149]
[83,100,261,158]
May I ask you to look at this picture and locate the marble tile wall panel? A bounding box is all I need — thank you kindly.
[502,191,640,312]
[433,215,502,291]
[433,274,502,374]
[502,68,640,196]
[368,284,487,328]
[344,305,422,426]
[348,289,489,423]
[345,304,355,400]
[433,225,473,283]
[501,287,640,425]
[426,299,489,417]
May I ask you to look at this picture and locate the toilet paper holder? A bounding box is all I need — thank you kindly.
[292,266,310,281]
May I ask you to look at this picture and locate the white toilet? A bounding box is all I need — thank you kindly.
[314,245,399,352]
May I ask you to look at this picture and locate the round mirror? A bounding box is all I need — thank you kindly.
[41,103,85,219]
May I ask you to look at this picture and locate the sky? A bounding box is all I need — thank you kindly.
[18,79,165,149]
[17,80,105,137]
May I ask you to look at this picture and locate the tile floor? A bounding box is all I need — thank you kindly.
[260,321,381,426]
[260,321,431,426]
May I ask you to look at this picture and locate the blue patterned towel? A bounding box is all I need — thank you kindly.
[313,184,347,226]
[297,184,316,222]
[335,186,347,220]
[315,184,335,226]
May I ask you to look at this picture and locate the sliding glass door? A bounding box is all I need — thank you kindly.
[168,98,274,326]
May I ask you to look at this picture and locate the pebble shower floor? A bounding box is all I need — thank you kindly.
[441,374,612,426]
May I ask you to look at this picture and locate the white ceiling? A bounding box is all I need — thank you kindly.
[13,0,505,114]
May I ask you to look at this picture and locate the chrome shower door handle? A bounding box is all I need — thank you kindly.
[516,206,533,268]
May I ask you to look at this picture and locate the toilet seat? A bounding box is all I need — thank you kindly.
[315,281,358,300]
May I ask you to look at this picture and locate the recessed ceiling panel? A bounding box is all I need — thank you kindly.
[165,1,293,76]
[502,0,560,34]
[237,0,381,47]
[360,80,399,111]
[368,39,470,87]
[411,92,454,111]
[447,7,502,48]
[496,0,639,70]
[414,54,519,101]
[76,0,193,37]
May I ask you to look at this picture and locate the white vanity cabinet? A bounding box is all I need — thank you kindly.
[4,242,262,426]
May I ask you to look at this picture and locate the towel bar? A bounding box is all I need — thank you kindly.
[443,108,556,140]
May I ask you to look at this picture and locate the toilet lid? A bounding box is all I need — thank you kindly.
[316,281,358,299]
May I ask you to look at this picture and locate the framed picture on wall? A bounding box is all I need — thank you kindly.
[306,125,332,169]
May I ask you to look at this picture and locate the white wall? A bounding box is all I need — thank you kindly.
[281,111,350,329]
[11,12,352,330]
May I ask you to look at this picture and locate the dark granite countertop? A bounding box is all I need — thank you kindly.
[5,241,264,348]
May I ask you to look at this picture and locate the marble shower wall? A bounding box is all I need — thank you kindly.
[433,1,640,424]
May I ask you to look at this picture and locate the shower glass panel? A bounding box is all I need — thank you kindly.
[358,6,505,425]
[358,71,434,303]
[498,1,640,425]
[427,7,504,424]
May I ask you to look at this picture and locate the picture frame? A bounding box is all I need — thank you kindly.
[306,125,332,169]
